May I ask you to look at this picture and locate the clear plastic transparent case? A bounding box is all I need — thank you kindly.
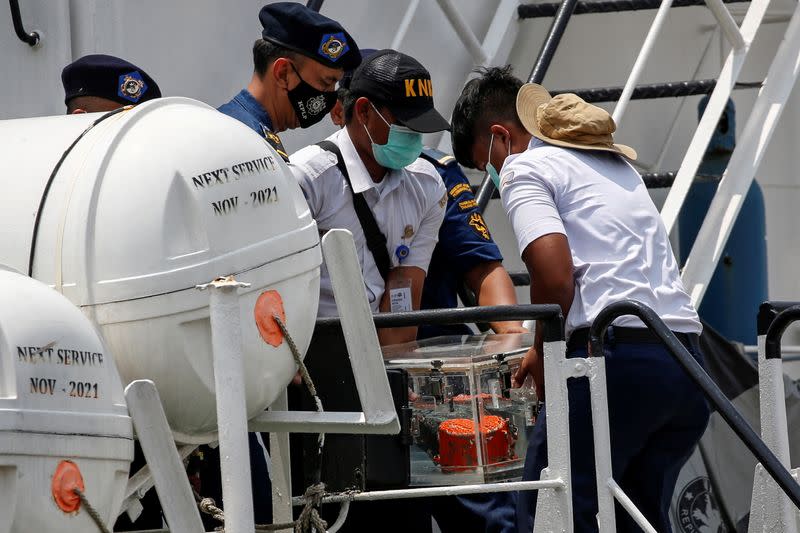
[383,333,538,486]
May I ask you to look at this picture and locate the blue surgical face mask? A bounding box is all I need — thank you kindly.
[363,103,423,170]
[486,133,509,188]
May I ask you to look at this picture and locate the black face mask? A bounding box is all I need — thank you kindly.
[287,64,337,129]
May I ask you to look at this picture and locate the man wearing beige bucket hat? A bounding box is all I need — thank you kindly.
[451,67,708,532]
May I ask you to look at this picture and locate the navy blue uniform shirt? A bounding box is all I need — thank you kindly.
[218,89,289,161]
[418,148,503,339]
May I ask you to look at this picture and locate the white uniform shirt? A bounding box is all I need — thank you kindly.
[500,138,701,337]
[290,128,446,317]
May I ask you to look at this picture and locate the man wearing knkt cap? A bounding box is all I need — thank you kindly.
[291,48,448,343]
[330,49,526,342]
[218,2,361,161]
[450,66,709,532]
[290,48,448,532]
[61,54,161,114]
[329,48,523,533]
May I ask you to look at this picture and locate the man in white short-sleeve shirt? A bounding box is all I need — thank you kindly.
[290,50,448,345]
[501,139,701,340]
[450,67,709,532]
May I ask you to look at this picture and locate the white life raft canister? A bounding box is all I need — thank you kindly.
[0,266,132,532]
[0,98,322,442]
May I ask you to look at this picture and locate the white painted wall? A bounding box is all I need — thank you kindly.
[2,0,72,118]
[2,0,798,327]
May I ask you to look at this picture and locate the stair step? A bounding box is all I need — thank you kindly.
[552,79,761,103]
[519,0,749,19]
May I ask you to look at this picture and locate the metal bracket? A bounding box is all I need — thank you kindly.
[118,443,196,521]
[248,229,400,435]
[123,380,205,533]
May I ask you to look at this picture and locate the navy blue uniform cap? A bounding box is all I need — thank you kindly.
[61,54,161,106]
[259,2,361,71]
[349,49,450,133]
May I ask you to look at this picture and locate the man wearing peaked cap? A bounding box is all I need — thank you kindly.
[451,67,707,532]
[289,48,449,532]
[292,49,449,333]
[61,54,161,114]
[210,4,361,528]
[218,2,361,161]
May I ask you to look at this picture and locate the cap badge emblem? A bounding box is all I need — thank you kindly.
[319,32,349,62]
[117,71,147,103]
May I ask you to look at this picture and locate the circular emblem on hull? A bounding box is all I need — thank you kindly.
[675,477,727,533]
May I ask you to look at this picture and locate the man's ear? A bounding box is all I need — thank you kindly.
[354,96,371,125]
[329,100,345,127]
[489,124,510,147]
[271,57,292,90]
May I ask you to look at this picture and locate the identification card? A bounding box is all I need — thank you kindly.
[388,278,413,313]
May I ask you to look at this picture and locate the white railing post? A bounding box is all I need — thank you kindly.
[613,0,675,126]
[390,0,422,50]
[434,0,489,65]
[680,2,800,306]
[748,333,798,533]
[660,0,771,235]
[435,0,520,152]
[269,391,294,525]
[584,353,659,532]
[533,336,573,532]
[704,0,746,50]
[583,357,617,532]
[198,276,255,533]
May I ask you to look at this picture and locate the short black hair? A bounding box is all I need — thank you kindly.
[252,39,303,77]
[342,90,389,124]
[451,65,524,168]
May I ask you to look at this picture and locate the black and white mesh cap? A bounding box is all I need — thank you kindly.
[348,49,450,133]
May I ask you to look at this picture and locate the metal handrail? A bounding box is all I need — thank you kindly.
[528,0,580,84]
[9,0,39,46]
[764,305,800,360]
[589,299,800,510]
[757,301,800,335]
[315,303,564,341]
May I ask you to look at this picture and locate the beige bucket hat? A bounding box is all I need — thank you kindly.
[516,83,637,160]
